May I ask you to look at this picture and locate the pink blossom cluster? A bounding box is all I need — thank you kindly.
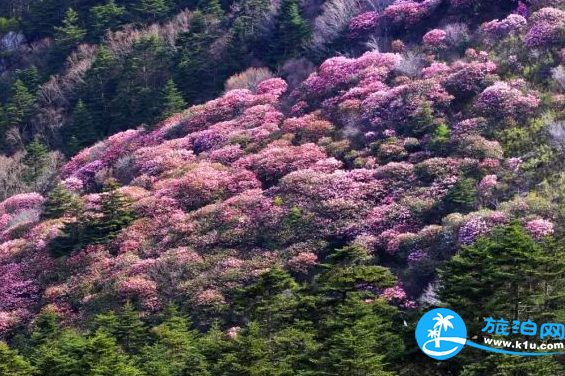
[526,7,565,48]
[475,82,540,119]
[482,14,527,41]
[445,61,497,96]
[286,252,318,273]
[525,219,554,239]
[349,11,380,38]
[478,174,498,192]
[380,0,436,29]
[422,29,448,49]
[0,193,45,215]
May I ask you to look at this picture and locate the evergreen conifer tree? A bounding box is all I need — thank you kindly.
[161,79,186,119]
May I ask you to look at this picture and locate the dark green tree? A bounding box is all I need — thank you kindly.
[4,79,35,128]
[83,179,135,247]
[269,0,311,62]
[0,342,36,376]
[440,223,565,332]
[83,331,143,376]
[200,0,224,18]
[22,139,49,188]
[443,177,477,213]
[161,79,186,119]
[89,0,126,38]
[54,8,86,52]
[42,184,77,219]
[64,100,97,156]
[136,0,170,21]
[102,302,148,354]
[139,310,209,376]
[16,66,40,94]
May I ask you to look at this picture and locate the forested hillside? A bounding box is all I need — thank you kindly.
[2,0,565,375]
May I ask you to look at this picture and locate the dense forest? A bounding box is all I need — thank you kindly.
[2,0,565,374]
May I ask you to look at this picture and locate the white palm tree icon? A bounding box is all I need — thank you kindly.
[428,329,440,342]
[432,313,454,348]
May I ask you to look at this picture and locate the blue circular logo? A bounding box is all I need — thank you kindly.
[415,308,467,360]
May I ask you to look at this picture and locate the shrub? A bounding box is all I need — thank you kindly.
[225,68,274,93]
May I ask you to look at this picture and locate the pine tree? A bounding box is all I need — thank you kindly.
[115,302,148,353]
[84,331,143,376]
[269,0,311,62]
[161,79,186,119]
[16,66,40,93]
[140,310,209,376]
[65,100,97,156]
[22,139,49,188]
[440,223,564,331]
[443,177,477,213]
[89,0,125,38]
[5,79,35,128]
[84,179,135,247]
[200,0,224,18]
[0,342,36,376]
[43,185,77,219]
[54,8,86,51]
[136,0,170,21]
[48,198,85,258]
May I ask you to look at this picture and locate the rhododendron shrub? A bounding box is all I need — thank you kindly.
[235,142,329,184]
[525,7,565,48]
[475,82,540,119]
[0,193,45,215]
[422,29,448,50]
[445,61,498,97]
[349,11,380,38]
[525,219,554,239]
[155,163,261,210]
[482,14,527,42]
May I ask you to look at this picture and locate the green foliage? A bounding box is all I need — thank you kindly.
[160,78,186,119]
[4,79,35,128]
[440,223,565,330]
[43,185,77,219]
[83,179,135,247]
[443,177,477,213]
[16,66,40,94]
[135,0,171,21]
[22,139,49,188]
[48,179,134,257]
[54,8,86,51]
[269,0,311,62]
[64,100,98,156]
[89,0,126,38]
[0,17,19,34]
[0,342,36,376]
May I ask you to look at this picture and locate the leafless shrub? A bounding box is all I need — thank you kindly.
[443,23,469,47]
[209,30,233,61]
[104,9,192,55]
[8,209,40,228]
[365,0,395,11]
[225,67,274,92]
[547,117,565,152]
[114,154,136,184]
[311,0,364,52]
[394,52,425,78]
[0,153,26,201]
[419,282,441,307]
[281,58,316,89]
[552,65,565,90]
[35,151,65,192]
[365,35,382,51]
